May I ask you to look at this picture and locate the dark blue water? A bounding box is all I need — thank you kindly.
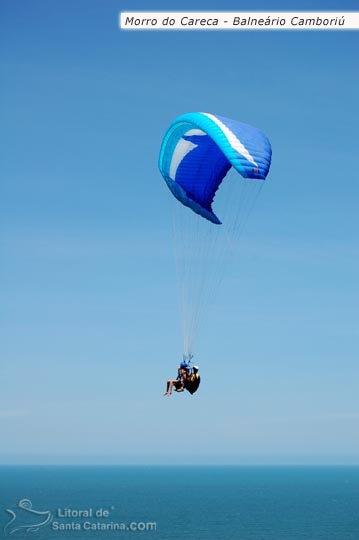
[0,466,358,539]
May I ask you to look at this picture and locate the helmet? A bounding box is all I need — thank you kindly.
[193,365,199,372]
[180,361,188,368]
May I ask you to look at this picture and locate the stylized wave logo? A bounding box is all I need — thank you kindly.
[4,498,53,535]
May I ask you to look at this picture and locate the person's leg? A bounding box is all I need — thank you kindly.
[164,379,176,396]
[174,379,184,392]
[168,380,176,394]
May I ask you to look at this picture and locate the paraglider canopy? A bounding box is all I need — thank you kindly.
[159,112,272,358]
[158,112,272,224]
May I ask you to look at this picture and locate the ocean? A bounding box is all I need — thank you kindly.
[0,466,358,539]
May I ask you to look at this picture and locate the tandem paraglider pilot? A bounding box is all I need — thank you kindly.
[164,362,200,396]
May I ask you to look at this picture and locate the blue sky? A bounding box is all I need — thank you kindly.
[1,0,358,465]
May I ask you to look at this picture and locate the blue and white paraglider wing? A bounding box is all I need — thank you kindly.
[158,112,272,224]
